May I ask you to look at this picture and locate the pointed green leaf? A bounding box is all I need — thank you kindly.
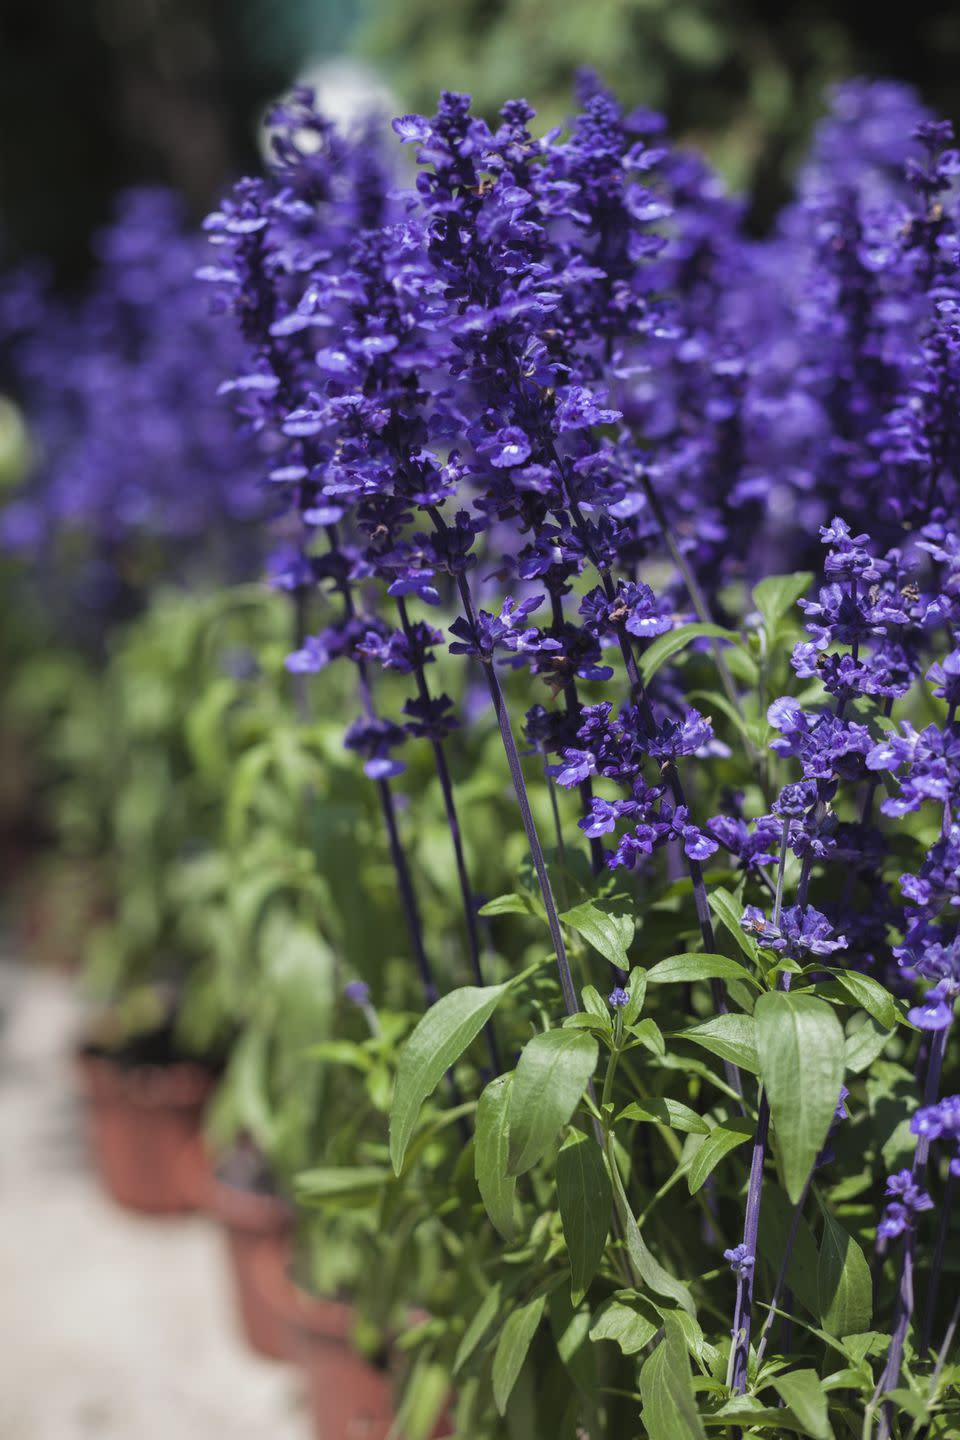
[640,1312,706,1439]
[453,1283,502,1374]
[627,1016,666,1056]
[475,1075,518,1240]
[507,1030,598,1176]
[557,1134,611,1303]
[755,992,845,1202]
[605,1138,696,1315]
[296,1166,392,1203]
[639,622,741,685]
[390,982,509,1172]
[678,1013,759,1073]
[687,1117,754,1194]
[817,1206,872,1337]
[589,1292,659,1355]
[756,1183,820,1318]
[707,885,759,961]
[618,1098,710,1134]
[622,965,647,1025]
[492,1294,546,1415]
[560,900,634,970]
[770,1370,833,1440]
[752,572,814,633]
[822,970,898,1029]
[478,893,531,917]
[580,984,612,1026]
[845,1015,894,1074]
[647,952,760,988]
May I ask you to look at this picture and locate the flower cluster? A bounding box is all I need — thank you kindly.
[1,189,263,602]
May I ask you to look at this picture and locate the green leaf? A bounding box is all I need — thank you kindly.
[880,1389,930,1423]
[756,1184,820,1318]
[618,1098,710,1134]
[640,1312,707,1440]
[507,1030,598,1176]
[770,1370,833,1440]
[605,1139,696,1315]
[845,1015,894,1074]
[390,981,509,1172]
[622,965,647,1025]
[755,992,845,1202]
[453,1283,502,1374]
[687,1117,754,1194]
[639,622,740,685]
[560,900,634,970]
[705,1399,809,1430]
[588,1292,659,1355]
[647,952,760,988]
[475,1075,518,1241]
[752,572,814,634]
[822,970,898,1029]
[492,1294,546,1415]
[817,1205,872,1337]
[678,1013,759,1073]
[627,1016,666,1056]
[478,892,531,917]
[295,1166,392,1202]
[557,1134,611,1303]
[580,985,613,1029]
[707,886,760,961]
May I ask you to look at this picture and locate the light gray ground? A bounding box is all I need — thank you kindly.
[0,957,311,1440]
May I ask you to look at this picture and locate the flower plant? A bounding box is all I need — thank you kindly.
[4,64,960,1440]
[196,74,960,1438]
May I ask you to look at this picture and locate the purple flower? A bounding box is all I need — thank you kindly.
[724,1244,755,1275]
[877,1170,934,1241]
[344,980,372,1006]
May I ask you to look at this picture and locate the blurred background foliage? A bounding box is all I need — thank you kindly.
[3,0,960,282]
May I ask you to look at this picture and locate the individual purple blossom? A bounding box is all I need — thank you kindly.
[909,982,957,1032]
[344,980,372,1006]
[724,1244,755,1275]
[449,596,562,660]
[740,904,846,956]
[877,1170,935,1241]
[706,813,783,873]
[344,716,407,780]
[608,986,629,1010]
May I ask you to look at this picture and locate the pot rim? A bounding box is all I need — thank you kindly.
[75,1047,214,1109]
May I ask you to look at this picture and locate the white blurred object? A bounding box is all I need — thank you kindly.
[258,58,396,153]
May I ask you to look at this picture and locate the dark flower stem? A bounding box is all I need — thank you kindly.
[557,483,741,1088]
[395,596,500,1072]
[922,1170,955,1356]
[291,585,311,724]
[549,588,604,876]
[604,583,744,1100]
[930,1290,960,1396]
[429,513,579,1019]
[754,1171,813,1368]
[478,645,579,1017]
[876,1024,950,1433]
[730,821,794,1391]
[638,470,759,769]
[729,1093,771,1394]
[327,531,439,1010]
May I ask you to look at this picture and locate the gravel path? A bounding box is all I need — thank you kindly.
[0,957,311,1440]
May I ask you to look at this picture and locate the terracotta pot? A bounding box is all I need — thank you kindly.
[209,1176,293,1360]
[251,1247,453,1440]
[75,1049,214,1214]
[286,1287,395,1440]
